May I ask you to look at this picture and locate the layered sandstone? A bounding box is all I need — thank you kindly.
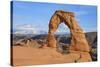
[46,10,90,52]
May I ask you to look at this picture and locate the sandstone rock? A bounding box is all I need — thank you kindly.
[47,10,90,52]
[12,46,92,66]
[14,39,41,48]
[47,34,57,48]
[39,44,48,48]
[69,51,92,62]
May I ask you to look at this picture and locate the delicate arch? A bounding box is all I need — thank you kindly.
[46,10,90,52]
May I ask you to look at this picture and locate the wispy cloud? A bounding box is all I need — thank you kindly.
[16,24,36,30]
[84,27,97,32]
[14,24,37,34]
[14,24,48,34]
[75,11,88,16]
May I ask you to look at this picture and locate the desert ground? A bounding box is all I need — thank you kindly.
[12,46,92,66]
[11,32,97,66]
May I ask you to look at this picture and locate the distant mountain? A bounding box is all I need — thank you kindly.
[85,32,97,48]
[12,32,97,46]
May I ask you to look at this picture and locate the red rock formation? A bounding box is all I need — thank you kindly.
[47,10,90,52]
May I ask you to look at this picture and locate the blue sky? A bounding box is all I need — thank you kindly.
[12,1,97,34]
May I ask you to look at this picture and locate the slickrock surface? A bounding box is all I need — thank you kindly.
[12,46,91,66]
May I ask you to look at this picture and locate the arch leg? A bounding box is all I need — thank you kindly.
[47,16,60,48]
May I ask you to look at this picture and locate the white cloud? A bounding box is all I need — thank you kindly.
[75,11,88,16]
[14,24,48,34]
[15,24,35,30]
[84,27,97,32]
[14,24,37,34]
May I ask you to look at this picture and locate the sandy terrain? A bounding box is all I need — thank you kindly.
[12,46,92,66]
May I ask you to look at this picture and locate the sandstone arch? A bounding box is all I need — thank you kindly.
[46,10,90,52]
